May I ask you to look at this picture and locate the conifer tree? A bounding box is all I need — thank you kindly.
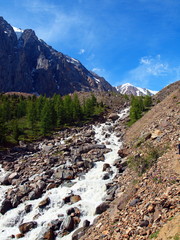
[27,100,37,129]
[63,95,73,124]
[72,93,82,121]
[40,99,52,134]
[12,120,20,142]
[144,95,152,108]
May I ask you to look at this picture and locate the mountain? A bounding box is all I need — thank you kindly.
[116,83,158,96]
[0,17,115,96]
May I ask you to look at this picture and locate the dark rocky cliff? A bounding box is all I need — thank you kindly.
[0,17,115,96]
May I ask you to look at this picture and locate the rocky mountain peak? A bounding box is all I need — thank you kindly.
[0,17,115,96]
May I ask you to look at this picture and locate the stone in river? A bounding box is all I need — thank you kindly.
[19,221,37,234]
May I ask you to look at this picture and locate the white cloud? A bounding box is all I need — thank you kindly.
[140,55,169,76]
[92,67,105,74]
[78,49,85,54]
[119,54,180,89]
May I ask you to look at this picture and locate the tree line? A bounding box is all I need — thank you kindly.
[0,93,105,145]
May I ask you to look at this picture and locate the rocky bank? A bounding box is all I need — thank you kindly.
[79,88,180,240]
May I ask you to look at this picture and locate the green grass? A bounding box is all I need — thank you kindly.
[173,234,180,240]
[149,231,159,239]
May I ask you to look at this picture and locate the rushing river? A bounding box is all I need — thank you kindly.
[0,108,129,240]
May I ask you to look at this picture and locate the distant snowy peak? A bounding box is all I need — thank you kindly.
[116,83,158,96]
[13,26,24,39]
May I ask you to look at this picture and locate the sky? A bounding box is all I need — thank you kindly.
[1,0,180,91]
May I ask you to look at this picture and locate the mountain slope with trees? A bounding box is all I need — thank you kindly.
[0,93,104,146]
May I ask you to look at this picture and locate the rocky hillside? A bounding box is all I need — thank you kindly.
[153,80,180,104]
[0,17,115,96]
[79,88,180,239]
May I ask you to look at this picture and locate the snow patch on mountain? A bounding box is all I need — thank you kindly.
[65,55,80,66]
[12,26,24,39]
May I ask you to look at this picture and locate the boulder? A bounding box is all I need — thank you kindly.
[62,216,74,231]
[38,197,50,208]
[19,221,37,234]
[0,173,11,185]
[95,202,109,214]
[139,220,149,227]
[25,204,32,213]
[108,113,119,121]
[0,199,13,214]
[102,163,110,171]
[102,173,111,180]
[67,207,80,217]
[72,227,87,240]
[16,233,25,238]
[70,195,81,204]
[54,168,74,180]
[43,229,55,240]
[8,172,19,183]
[151,129,162,139]
[28,188,42,200]
[83,220,90,227]
[54,168,63,179]
[118,149,127,158]
[129,198,140,206]
[48,219,63,231]
[46,183,58,190]
[63,170,74,180]
[41,144,53,152]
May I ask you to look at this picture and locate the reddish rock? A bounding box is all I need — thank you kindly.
[16,233,25,239]
[43,229,55,240]
[38,197,50,208]
[19,221,37,234]
[70,195,81,204]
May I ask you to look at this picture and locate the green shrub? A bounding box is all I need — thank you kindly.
[128,145,163,175]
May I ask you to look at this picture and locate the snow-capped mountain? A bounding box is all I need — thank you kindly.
[116,83,158,96]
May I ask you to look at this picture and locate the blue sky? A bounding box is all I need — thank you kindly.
[1,0,180,91]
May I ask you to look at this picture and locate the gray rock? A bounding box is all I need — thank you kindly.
[0,173,11,185]
[140,220,149,227]
[108,113,119,121]
[25,204,32,213]
[72,227,87,240]
[102,173,110,180]
[29,189,42,200]
[62,216,74,231]
[95,202,109,214]
[129,198,140,206]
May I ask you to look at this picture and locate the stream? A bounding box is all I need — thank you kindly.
[0,108,129,240]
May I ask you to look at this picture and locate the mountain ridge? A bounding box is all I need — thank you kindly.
[116,83,158,96]
[0,17,115,96]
